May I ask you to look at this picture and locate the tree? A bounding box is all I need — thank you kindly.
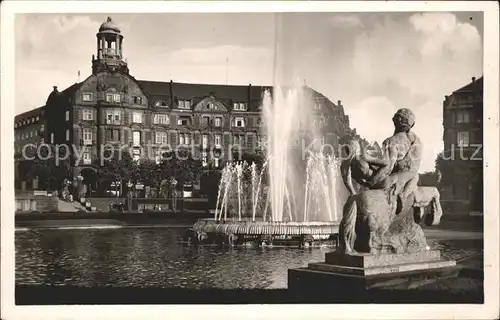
[200,170,222,205]
[97,149,137,196]
[24,145,71,191]
[158,149,203,190]
[137,159,159,187]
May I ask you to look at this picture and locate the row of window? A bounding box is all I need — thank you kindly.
[81,92,249,111]
[74,149,222,167]
[80,128,255,147]
[16,131,37,141]
[78,109,249,128]
[15,126,44,141]
[14,116,41,128]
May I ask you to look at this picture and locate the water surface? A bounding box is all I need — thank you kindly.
[16,227,482,289]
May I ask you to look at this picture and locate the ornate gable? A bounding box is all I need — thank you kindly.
[193,97,228,112]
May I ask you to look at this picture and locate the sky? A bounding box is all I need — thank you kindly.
[15,12,483,172]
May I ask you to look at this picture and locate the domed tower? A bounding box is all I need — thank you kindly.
[92,17,129,74]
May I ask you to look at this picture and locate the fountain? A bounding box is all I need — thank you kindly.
[190,85,351,247]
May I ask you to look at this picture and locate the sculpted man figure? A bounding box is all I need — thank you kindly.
[339,108,442,254]
[341,108,421,209]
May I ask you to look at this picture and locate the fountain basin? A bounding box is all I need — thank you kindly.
[187,218,340,247]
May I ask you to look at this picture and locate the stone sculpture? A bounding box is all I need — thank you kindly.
[339,108,444,254]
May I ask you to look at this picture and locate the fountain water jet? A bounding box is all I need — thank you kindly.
[191,85,350,247]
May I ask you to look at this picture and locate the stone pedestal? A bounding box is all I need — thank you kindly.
[288,250,458,302]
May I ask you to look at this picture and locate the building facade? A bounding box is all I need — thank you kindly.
[442,76,483,211]
[14,106,46,189]
[15,17,359,191]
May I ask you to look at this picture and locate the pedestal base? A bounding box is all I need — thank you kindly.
[288,250,459,302]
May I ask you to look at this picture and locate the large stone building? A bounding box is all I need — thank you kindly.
[442,76,483,212]
[15,17,359,192]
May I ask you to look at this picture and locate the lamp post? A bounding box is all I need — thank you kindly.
[170,177,178,212]
[127,181,134,212]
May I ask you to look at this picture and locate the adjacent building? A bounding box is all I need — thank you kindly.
[442,76,483,211]
[14,106,46,189]
[15,17,359,193]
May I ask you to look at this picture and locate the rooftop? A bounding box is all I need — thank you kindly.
[454,76,483,93]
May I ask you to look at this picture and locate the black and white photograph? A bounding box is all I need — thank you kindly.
[1,1,499,319]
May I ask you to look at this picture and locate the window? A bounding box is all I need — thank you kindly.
[214,158,220,168]
[215,134,222,147]
[202,152,208,167]
[234,117,245,128]
[154,100,167,108]
[40,124,44,132]
[83,128,92,145]
[65,111,70,121]
[30,131,33,138]
[105,129,121,141]
[36,116,40,121]
[207,102,216,110]
[113,94,121,103]
[233,102,246,111]
[83,151,92,165]
[214,117,221,127]
[456,111,470,123]
[132,131,141,146]
[106,94,113,103]
[202,134,208,148]
[83,109,93,120]
[179,100,191,109]
[134,96,143,105]
[155,132,168,144]
[132,112,143,124]
[82,93,93,102]
[202,116,210,126]
[34,129,38,136]
[457,132,470,147]
[66,129,70,141]
[153,114,169,125]
[234,134,245,146]
[155,151,162,165]
[179,133,191,145]
[177,116,190,126]
[106,110,121,124]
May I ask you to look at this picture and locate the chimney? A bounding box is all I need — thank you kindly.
[472,77,476,82]
[53,86,58,92]
[337,100,342,106]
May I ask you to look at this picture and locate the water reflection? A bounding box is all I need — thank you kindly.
[16,228,482,289]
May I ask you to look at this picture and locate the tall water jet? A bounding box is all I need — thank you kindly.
[193,14,352,246]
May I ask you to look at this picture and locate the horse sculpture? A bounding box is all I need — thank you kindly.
[338,186,443,254]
